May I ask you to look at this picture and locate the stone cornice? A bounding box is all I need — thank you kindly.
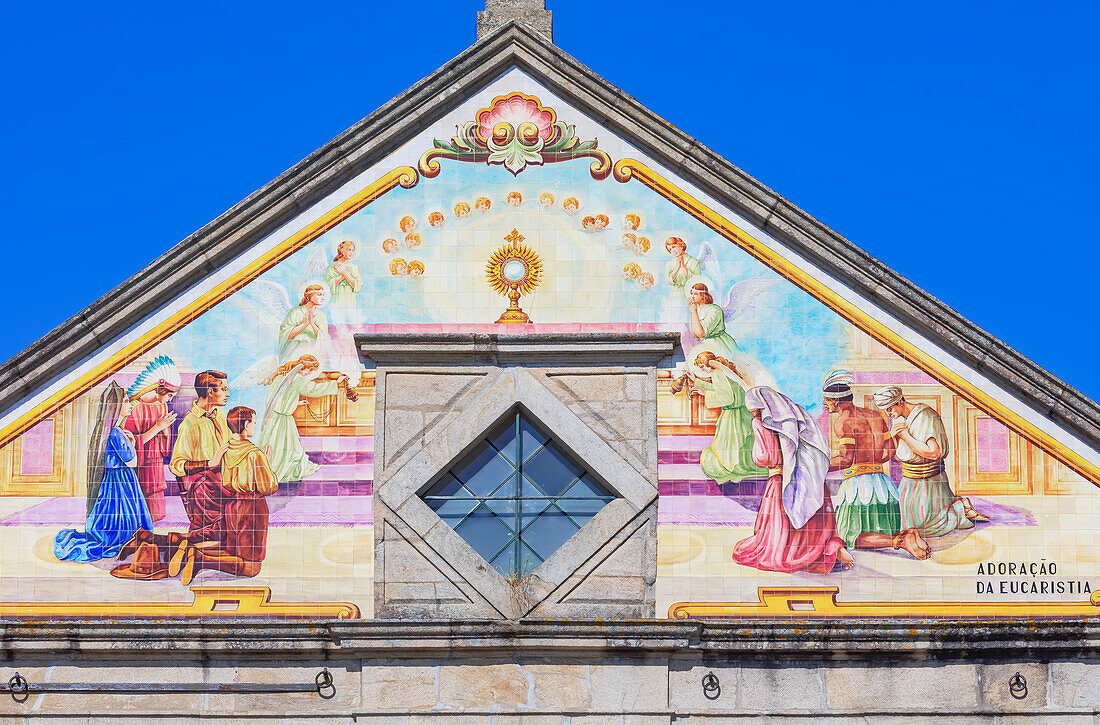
[2,620,1100,661]
[356,332,680,366]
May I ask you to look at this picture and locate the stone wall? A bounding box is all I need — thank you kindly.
[360,333,672,621]
[1,620,1099,721]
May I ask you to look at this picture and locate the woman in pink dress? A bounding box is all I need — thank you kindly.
[733,386,854,573]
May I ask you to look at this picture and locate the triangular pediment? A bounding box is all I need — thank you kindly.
[1,20,1098,622]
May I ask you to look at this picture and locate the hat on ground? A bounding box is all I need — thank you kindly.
[109,541,169,580]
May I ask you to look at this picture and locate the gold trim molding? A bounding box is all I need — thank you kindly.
[0,586,361,619]
[668,587,1100,619]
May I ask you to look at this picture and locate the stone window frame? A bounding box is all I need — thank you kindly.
[360,333,677,618]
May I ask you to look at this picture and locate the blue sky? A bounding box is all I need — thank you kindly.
[2,1,1097,399]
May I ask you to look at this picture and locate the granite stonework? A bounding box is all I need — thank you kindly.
[478,0,552,42]
[1,621,1100,721]
[363,334,673,621]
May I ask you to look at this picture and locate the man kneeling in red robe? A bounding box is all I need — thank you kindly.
[170,406,278,583]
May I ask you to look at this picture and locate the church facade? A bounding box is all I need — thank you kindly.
[0,4,1098,720]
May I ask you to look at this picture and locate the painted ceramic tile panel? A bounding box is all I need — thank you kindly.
[0,71,1096,620]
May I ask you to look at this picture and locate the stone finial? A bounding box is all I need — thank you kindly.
[477,0,552,42]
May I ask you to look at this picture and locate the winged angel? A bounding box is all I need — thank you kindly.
[230,246,359,393]
[679,241,782,390]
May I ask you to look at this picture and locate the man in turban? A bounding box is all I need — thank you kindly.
[874,386,986,538]
[822,370,931,560]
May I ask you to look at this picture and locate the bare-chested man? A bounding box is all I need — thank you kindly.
[821,369,930,560]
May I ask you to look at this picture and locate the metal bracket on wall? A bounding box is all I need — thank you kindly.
[3,669,336,702]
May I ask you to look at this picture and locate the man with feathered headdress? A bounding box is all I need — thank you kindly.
[123,355,180,521]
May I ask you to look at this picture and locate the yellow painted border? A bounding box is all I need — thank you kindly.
[0,586,360,619]
[668,587,1100,619]
[613,158,1100,487]
[0,166,419,450]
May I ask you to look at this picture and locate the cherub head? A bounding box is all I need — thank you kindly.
[382,238,399,254]
[582,216,596,231]
[622,262,642,280]
[624,213,641,231]
[389,257,408,276]
[399,216,416,233]
[636,236,651,254]
[428,211,444,227]
[407,260,424,277]
[563,197,580,214]
[637,271,654,290]
[538,192,555,208]
[506,191,522,207]
[404,232,422,249]
[665,236,686,257]
[475,197,491,213]
[622,233,637,249]
[595,214,609,229]
[454,202,471,218]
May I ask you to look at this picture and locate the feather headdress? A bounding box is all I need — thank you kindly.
[127,355,181,400]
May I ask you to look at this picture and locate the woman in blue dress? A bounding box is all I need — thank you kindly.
[55,381,153,562]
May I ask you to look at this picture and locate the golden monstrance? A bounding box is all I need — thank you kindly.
[486,229,543,324]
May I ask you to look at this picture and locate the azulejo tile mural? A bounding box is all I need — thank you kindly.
[0,71,1096,620]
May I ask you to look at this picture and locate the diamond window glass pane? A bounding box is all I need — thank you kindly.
[484,496,517,531]
[523,444,583,496]
[455,506,513,559]
[567,473,613,500]
[517,545,542,575]
[489,418,519,464]
[427,472,467,498]
[518,417,547,462]
[520,498,553,532]
[493,473,521,500]
[428,495,479,524]
[556,497,606,518]
[523,508,581,562]
[490,546,516,576]
[453,446,516,497]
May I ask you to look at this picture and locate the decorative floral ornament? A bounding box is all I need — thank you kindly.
[420,92,612,179]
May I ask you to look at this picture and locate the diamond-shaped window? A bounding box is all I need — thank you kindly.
[421,411,616,576]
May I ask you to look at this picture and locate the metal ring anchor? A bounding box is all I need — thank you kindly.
[316,668,335,699]
[701,671,721,700]
[1009,672,1028,700]
[8,674,28,703]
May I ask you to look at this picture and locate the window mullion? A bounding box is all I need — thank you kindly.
[514,412,522,575]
